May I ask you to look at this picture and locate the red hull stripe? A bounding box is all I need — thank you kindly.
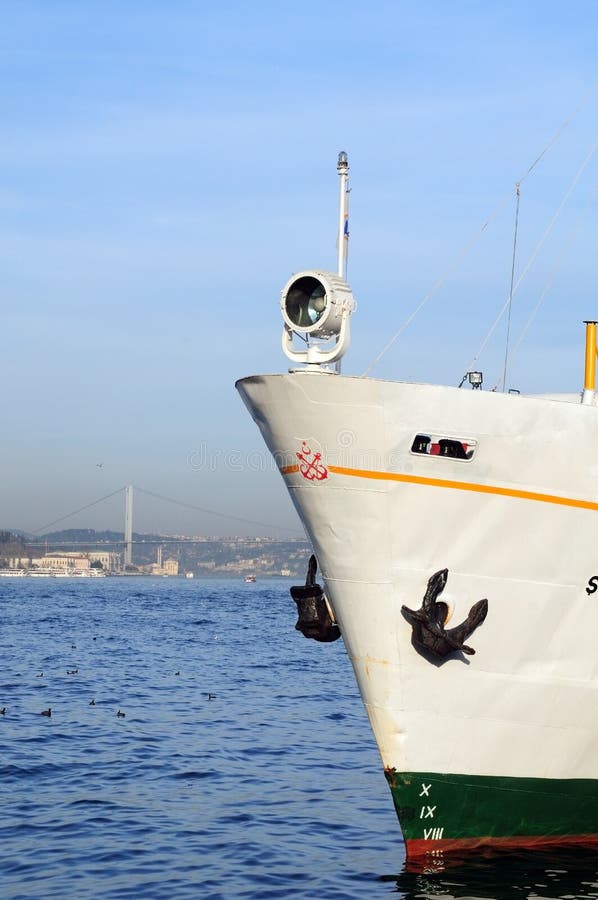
[406,832,598,857]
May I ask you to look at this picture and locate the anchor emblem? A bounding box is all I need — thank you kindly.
[296,440,328,481]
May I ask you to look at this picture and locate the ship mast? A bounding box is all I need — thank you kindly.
[337,151,349,279]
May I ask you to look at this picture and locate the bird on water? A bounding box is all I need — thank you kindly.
[41,708,51,717]
[116,710,125,718]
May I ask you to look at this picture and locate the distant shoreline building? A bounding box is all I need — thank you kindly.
[8,550,122,573]
[148,547,179,576]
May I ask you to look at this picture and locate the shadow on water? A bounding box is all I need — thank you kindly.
[384,846,598,899]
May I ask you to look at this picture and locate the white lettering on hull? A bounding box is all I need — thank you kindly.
[419,783,443,839]
[419,804,436,819]
[423,827,444,840]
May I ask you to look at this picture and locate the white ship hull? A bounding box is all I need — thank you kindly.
[237,371,598,855]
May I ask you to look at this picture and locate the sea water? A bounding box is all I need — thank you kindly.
[0,577,597,899]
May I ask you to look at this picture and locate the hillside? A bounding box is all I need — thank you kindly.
[18,529,311,577]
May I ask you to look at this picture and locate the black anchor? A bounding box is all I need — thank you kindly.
[290,555,341,643]
[402,568,488,659]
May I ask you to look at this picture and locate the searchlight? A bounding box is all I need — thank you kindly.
[281,153,356,368]
[281,270,356,365]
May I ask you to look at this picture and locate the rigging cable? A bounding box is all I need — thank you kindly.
[460,138,598,381]
[489,183,598,391]
[362,85,598,377]
[500,182,521,392]
[361,196,511,377]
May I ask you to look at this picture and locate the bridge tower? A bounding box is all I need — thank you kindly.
[124,485,133,566]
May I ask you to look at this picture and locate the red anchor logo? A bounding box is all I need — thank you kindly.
[296,440,328,481]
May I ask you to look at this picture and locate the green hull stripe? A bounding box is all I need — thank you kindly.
[385,769,598,842]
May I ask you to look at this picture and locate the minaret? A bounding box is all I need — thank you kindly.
[124,485,133,566]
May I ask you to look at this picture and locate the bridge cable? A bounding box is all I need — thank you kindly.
[31,487,125,535]
[133,486,305,536]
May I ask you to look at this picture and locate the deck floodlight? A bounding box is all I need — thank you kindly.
[281,270,356,366]
[468,371,483,389]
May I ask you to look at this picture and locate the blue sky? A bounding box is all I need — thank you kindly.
[1,1,597,536]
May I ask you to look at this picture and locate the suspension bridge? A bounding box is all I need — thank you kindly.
[27,484,305,559]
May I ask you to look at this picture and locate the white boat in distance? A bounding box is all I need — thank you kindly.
[237,151,598,861]
[2,568,107,578]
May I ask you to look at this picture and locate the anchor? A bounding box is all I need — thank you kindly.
[401,568,488,659]
[290,555,341,642]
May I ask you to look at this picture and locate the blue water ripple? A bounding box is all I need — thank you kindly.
[1,578,597,898]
